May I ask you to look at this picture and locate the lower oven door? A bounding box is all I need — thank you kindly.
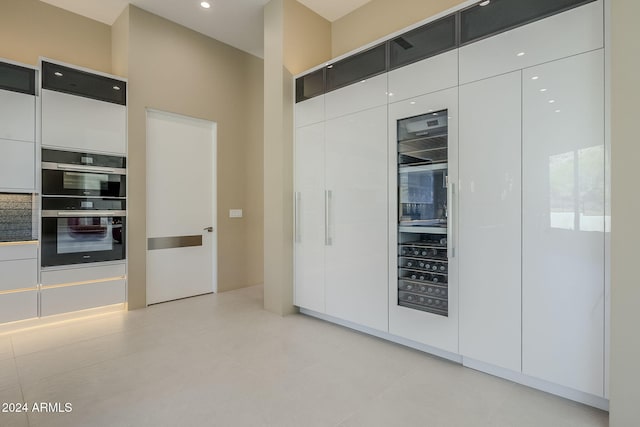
[41,211,126,267]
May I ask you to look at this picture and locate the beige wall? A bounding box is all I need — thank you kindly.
[0,0,111,72]
[610,1,640,424]
[284,0,332,74]
[263,0,330,315]
[113,6,264,308]
[331,0,466,57]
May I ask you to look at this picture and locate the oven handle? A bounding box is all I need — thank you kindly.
[42,210,127,218]
[41,162,126,175]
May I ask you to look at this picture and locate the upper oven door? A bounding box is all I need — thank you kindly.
[42,149,126,197]
[42,163,126,197]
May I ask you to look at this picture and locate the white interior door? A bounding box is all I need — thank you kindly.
[146,110,217,305]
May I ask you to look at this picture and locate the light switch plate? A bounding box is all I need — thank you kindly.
[229,209,243,218]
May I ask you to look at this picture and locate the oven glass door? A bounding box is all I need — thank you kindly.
[41,215,125,267]
[42,169,126,198]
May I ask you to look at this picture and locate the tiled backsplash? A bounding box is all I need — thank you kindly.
[0,193,35,242]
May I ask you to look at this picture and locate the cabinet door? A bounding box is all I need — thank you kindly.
[42,89,126,155]
[388,50,458,102]
[325,74,388,121]
[0,291,38,323]
[294,122,326,313]
[0,139,35,191]
[459,71,522,372]
[0,89,35,142]
[41,279,126,317]
[295,96,324,128]
[459,0,603,84]
[325,106,388,331]
[388,87,460,353]
[522,50,604,396]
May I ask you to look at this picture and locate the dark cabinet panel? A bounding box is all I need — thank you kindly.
[295,69,324,103]
[460,0,596,45]
[390,15,457,70]
[0,62,36,96]
[326,44,386,92]
[42,61,127,105]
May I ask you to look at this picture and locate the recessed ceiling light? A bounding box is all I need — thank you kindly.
[360,80,366,83]
[200,1,211,9]
[388,92,394,97]
[410,101,416,105]
[531,76,539,80]
[549,100,556,104]
[555,110,561,113]
[327,65,333,69]
[113,86,121,91]
[479,0,491,6]
[517,52,525,57]
[54,72,63,77]
[540,88,547,92]
[432,113,438,116]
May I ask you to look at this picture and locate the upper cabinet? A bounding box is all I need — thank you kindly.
[459,0,603,84]
[0,60,37,192]
[325,74,388,120]
[295,95,324,128]
[388,50,458,103]
[41,61,127,155]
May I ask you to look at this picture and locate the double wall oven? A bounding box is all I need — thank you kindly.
[41,149,126,267]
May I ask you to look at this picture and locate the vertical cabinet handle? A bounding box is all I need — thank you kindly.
[294,192,301,243]
[449,182,456,258]
[325,190,333,246]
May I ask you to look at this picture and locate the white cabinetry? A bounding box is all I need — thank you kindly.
[325,74,387,120]
[388,87,459,353]
[388,50,458,102]
[459,71,522,372]
[0,243,38,324]
[522,50,605,396]
[294,119,326,313]
[41,89,126,155]
[0,89,35,142]
[459,0,604,85]
[0,89,36,192]
[324,105,388,332]
[294,91,388,332]
[40,263,126,317]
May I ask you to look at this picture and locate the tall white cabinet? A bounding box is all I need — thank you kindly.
[0,60,39,324]
[295,76,389,332]
[459,71,523,372]
[294,104,326,314]
[522,50,605,396]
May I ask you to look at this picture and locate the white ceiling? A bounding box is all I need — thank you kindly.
[39,0,372,58]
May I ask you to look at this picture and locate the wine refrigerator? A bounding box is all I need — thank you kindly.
[396,110,450,317]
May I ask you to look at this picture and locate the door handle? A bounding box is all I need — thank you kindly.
[203,227,214,233]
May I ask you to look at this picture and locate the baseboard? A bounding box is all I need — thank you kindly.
[298,308,609,411]
[462,357,610,411]
[299,308,462,363]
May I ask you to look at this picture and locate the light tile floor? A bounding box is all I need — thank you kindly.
[0,285,608,427]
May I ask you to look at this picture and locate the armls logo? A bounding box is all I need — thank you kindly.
[30,402,73,413]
